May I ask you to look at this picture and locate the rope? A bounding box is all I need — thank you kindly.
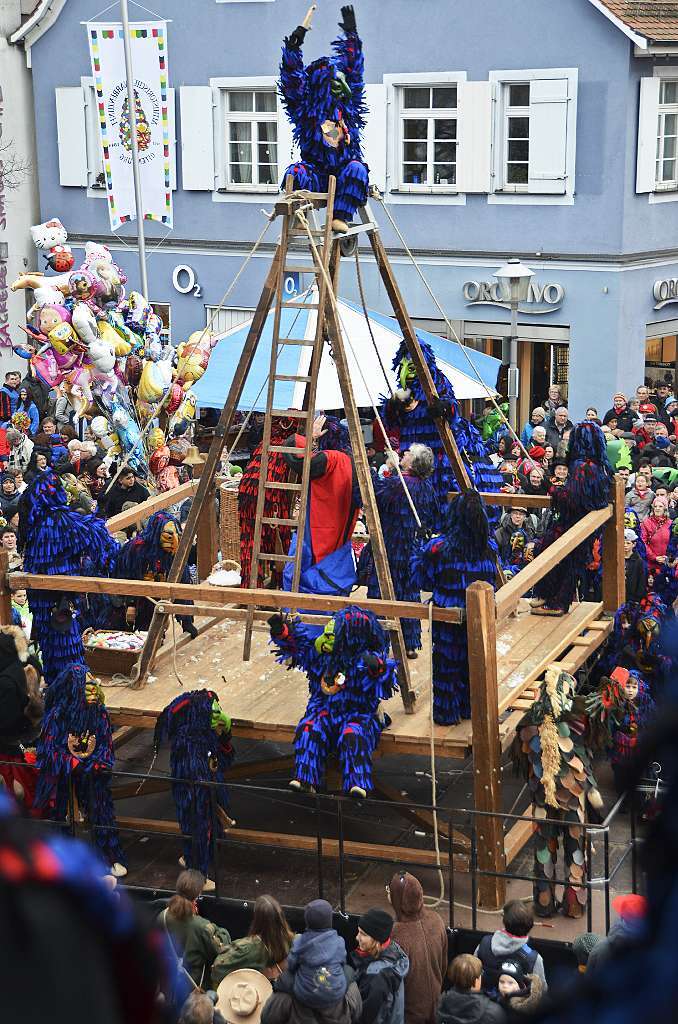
[354,248,393,395]
[371,192,534,466]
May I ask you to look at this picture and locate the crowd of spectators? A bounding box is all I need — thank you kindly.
[479,379,678,604]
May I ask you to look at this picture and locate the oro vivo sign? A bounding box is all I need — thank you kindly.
[463,279,565,315]
[654,278,678,310]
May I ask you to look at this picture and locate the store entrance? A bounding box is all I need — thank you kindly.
[645,326,677,392]
[463,333,569,424]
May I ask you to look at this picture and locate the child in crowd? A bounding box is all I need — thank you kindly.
[286,899,347,1009]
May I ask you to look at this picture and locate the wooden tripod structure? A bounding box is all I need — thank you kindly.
[134,181,490,704]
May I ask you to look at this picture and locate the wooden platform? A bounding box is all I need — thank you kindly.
[106,598,612,760]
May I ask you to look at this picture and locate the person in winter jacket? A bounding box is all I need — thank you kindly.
[286,900,347,1010]
[586,893,647,974]
[474,901,546,1000]
[626,475,654,522]
[387,872,447,1024]
[496,962,545,1015]
[436,955,505,1024]
[640,497,671,577]
[261,968,362,1024]
[351,909,409,1024]
[624,530,648,605]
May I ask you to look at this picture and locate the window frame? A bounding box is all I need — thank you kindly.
[488,67,577,207]
[212,76,280,194]
[81,76,106,199]
[501,82,531,193]
[656,78,678,193]
[384,72,467,206]
[398,84,459,193]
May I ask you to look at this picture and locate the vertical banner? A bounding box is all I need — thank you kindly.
[87,21,172,230]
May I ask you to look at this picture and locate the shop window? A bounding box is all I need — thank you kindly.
[398,85,458,189]
[489,68,577,203]
[645,332,677,387]
[151,302,172,347]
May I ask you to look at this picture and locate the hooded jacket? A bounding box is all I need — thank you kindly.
[474,932,546,994]
[262,971,362,1024]
[351,940,409,1024]
[288,928,348,1009]
[389,873,448,1024]
[500,973,544,1015]
[436,989,506,1024]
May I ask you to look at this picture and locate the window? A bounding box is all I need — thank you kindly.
[399,85,457,189]
[151,302,171,347]
[222,89,278,189]
[656,80,678,190]
[489,69,577,204]
[206,306,255,335]
[503,82,530,190]
[84,82,106,191]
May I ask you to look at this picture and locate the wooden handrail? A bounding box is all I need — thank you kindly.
[105,480,199,533]
[494,505,613,620]
[447,491,552,509]
[9,573,464,625]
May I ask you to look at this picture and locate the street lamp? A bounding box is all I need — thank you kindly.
[493,258,534,432]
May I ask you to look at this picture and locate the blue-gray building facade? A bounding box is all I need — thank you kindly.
[17,0,678,420]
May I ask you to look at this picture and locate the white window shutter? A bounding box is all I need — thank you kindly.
[180,86,215,191]
[362,83,387,191]
[55,87,88,187]
[528,78,570,194]
[456,81,492,193]
[167,88,177,190]
[277,96,297,182]
[637,77,660,194]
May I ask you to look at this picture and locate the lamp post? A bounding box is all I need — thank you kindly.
[493,258,534,432]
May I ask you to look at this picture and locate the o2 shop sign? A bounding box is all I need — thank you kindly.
[463,279,565,315]
[654,278,678,310]
[172,265,202,298]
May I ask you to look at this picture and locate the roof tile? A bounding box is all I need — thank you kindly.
[597,0,678,41]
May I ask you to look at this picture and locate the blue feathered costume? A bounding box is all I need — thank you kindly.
[18,471,119,685]
[35,662,126,870]
[361,462,440,654]
[532,422,614,615]
[279,6,369,227]
[412,491,497,725]
[269,606,398,796]
[113,511,194,634]
[153,689,234,878]
[380,340,503,519]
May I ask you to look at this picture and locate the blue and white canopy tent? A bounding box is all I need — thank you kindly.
[193,292,500,412]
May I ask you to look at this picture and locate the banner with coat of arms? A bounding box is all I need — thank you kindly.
[87,21,172,230]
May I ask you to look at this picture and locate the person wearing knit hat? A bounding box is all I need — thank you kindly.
[572,931,602,972]
[351,910,409,1024]
[284,898,348,1009]
[603,394,636,434]
[497,960,528,998]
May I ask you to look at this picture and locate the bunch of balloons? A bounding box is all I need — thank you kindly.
[10,218,217,490]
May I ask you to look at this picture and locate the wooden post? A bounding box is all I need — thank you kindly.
[467,581,506,910]
[0,551,11,625]
[602,474,625,614]
[196,480,219,581]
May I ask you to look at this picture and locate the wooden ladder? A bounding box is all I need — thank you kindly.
[242,178,336,658]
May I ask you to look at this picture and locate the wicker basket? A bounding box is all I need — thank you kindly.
[219,483,241,565]
[82,628,147,677]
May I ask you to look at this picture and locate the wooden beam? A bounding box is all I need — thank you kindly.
[494,506,613,620]
[106,481,198,533]
[372,779,470,850]
[467,581,506,910]
[504,808,535,865]
[115,815,469,871]
[602,474,625,614]
[196,486,219,581]
[133,248,283,686]
[0,551,11,626]
[448,491,551,509]
[157,604,402,629]
[11,573,464,623]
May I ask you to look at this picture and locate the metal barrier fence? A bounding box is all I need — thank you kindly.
[2,756,651,933]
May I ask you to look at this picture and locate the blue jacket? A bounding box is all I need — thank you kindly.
[351,941,409,1024]
[288,929,348,1009]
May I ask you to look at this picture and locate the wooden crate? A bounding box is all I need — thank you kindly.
[82,629,147,677]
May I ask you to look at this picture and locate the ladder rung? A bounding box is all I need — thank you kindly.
[274,373,312,382]
[268,446,306,454]
[265,480,302,490]
[262,516,299,526]
[279,337,315,347]
[271,408,309,418]
[281,301,318,309]
[284,265,315,273]
[255,552,296,563]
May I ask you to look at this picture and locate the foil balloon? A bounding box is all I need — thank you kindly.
[111,402,146,476]
[174,330,216,386]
